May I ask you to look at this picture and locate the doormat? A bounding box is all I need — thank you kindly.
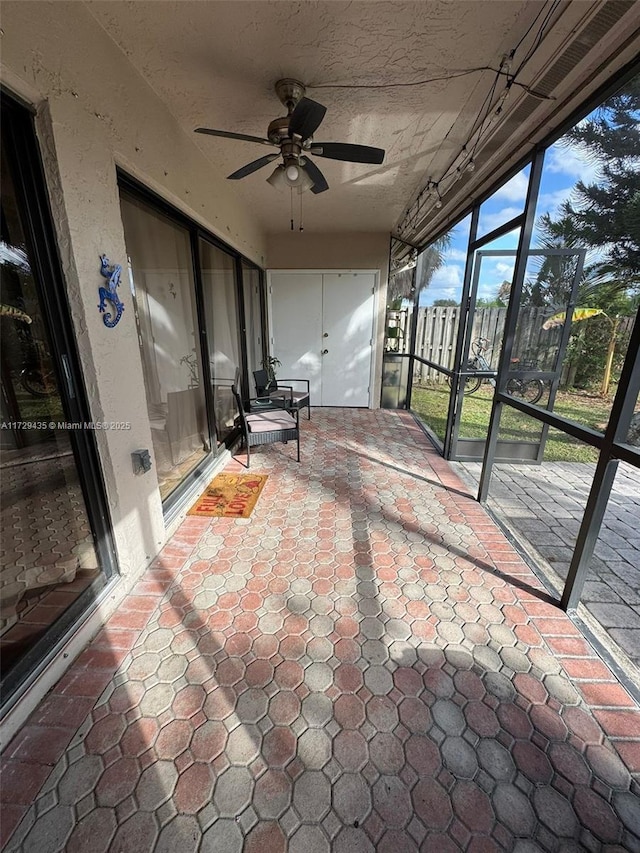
[187,473,268,518]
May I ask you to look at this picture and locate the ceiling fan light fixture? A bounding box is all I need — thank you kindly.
[285,164,300,182]
[267,164,314,193]
[296,169,315,193]
[284,162,314,191]
[267,165,287,191]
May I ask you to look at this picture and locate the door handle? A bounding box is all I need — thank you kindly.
[322,349,329,355]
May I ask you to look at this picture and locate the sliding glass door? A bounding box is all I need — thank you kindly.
[120,193,211,499]
[1,93,115,701]
[118,176,267,503]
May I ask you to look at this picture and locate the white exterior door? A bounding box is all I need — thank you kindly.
[269,273,323,401]
[321,273,375,406]
[269,271,376,407]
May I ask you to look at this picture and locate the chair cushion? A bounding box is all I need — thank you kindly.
[246,410,297,433]
[269,390,309,402]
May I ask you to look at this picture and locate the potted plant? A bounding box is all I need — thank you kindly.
[180,349,199,388]
[264,355,281,384]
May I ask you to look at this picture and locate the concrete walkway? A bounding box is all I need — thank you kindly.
[454,461,640,678]
[2,410,639,852]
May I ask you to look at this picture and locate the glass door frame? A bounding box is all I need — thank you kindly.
[1,90,118,706]
[447,244,585,462]
[195,233,247,450]
[240,258,268,396]
[442,189,535,459]
[195,236,267,440]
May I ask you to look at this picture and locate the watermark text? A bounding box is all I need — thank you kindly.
[1,421,132,431]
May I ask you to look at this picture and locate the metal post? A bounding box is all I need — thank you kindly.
[561,307,640,610]
[478,148,544,501]
[258,266,268,369]
[444,206,478,458]
[561,459,619,612]
[450,251,484,459]
[235,254,249,398]
[405,261,420,410]
[190,231,217,452]
[381,235,395,408]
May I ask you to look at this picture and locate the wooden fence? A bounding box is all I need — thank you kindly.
[392,307,635,385]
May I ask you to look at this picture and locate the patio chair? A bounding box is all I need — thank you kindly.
[253,368,311,420]
[232,377,300,468]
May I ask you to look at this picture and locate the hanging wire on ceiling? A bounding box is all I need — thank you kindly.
[511,2,552,57]
[307,68,554,101]
[514,0,563,73]
[395,2,564,239]
[397,58,509,238]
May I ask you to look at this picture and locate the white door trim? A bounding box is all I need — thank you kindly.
[266,269,381,408]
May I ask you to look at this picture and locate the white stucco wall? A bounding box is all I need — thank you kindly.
[266,232,390,407]
[266,231,389,273]
[1,2,267,582]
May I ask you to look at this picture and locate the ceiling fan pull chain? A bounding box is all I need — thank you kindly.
[290,187,294,231]
[299,189,304,232]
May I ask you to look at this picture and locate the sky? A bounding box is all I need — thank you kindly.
[416,117,604,308]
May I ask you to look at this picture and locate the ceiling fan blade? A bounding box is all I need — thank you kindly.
[227,153,280,180]
[301,159,329,194]
[310,143,385,164]
[288,98,327,140]
[195,128,274,147]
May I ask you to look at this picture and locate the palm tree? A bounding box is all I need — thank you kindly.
[388,233,452,305]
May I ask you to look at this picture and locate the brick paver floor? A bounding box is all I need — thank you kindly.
[2,410,640,851]
[455,461,640,677]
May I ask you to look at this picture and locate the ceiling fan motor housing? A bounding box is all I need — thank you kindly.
[274,78,306,113]
[281,139,303,163]
[267,116,293,145]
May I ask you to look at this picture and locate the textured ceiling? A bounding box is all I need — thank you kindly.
[85,1,638,238]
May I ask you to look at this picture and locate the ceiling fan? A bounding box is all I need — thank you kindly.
[195,79,385,195]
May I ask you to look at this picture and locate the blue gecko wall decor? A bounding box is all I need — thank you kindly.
[98,255,125,327]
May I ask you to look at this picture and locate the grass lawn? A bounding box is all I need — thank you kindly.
[410,382,614,462]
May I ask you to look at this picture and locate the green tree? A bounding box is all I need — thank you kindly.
[526,214,637,392]
[527,74,640,393]
[552,75,640,286]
